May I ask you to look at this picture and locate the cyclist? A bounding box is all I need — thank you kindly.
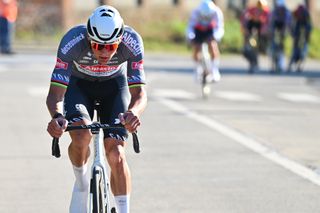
[46,5,147,213]
[287,3,312,72]
[240,0,270,73]
[186,0,224,82]
[269,0,292,72]
[240,0,270,54]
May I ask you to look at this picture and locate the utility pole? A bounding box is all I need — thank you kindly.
[306,0,317,26]
[306,0,315,11]
[61,0,73,30]
[98,0,111,5]
[172,0,185,7]
[137,0,149,7]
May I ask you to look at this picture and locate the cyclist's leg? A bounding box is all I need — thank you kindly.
[65,77,94,167]
[288,44,298,72]
[64,77,95,213]
[207,38,221,82]
[105,138,130,213]
[278,31,286,72]
[192,29,206,83]
[99,75,131,213]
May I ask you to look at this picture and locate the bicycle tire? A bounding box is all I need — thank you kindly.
[201,71,210,99]
[91,167,106,213]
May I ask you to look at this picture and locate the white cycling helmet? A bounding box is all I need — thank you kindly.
[87,5,124,44]
[198,0,215,17]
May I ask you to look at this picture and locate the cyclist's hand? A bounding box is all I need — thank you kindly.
[47,116,68,138]
[118,111,140,133]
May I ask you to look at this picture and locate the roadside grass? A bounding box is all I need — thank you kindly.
[15,16,320,60]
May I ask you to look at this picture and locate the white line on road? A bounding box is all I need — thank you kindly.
[153,89,196,99]
[156,96,320,186]
[28,87,48,97]
[278,93,320,103]
[215,91,262,101]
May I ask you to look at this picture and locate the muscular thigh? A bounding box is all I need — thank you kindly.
[64,75,130,141]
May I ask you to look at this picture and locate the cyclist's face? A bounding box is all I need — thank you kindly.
[90,40,120,65]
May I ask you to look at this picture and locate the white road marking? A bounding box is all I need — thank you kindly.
[278,93,320,103]
[153,89,196,100]
[215,91,262,101]
[156,96,320,186]
[28,87,48,97]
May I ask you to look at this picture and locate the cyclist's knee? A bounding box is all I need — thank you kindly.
[208,42,220,58]
[70,129,92,150]
[105,139,127,170]
[69,119,92,141]
[193,48,201,61]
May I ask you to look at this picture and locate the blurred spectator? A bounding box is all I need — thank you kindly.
[186,0,224,82]
[287,3,312,72]
[269,0,292,72]
[240,0,270,53]
[0,0,18,54]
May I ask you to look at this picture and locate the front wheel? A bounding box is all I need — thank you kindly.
[201,70,211,99]
[91,167,106,213]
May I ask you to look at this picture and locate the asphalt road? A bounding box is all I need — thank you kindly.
[1,51,320,213]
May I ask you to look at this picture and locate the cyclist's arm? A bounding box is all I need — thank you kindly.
[119,85,147,133]
[46,85,66,117]
[213,7,224,42]
[128,86,147,117]
[186,9,197,42]
[46,85,68,138]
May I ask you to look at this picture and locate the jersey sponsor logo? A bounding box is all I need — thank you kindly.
[114,118,121,124]
[108,133,125,141]
[74,62,120,77]
[55,58,69,70]
[79,64,119,73]
[131,60,144,71]
[51,73,70,84]
[61,33,85,55]
[128,75,142,83]
[122,32,143,56]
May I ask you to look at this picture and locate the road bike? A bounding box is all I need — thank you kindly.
[199,42,212,99]
[51,102,140,213]
[243,28,259,74]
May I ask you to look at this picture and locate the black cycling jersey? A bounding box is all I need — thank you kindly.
[50,24,146,140]
[50,24,146,89]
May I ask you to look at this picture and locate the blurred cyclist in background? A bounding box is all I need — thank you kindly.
[269,0,292,72]
[240,0,270,73]
[186,0,224,82]
[287,3,312,72]
[240,0,270,54]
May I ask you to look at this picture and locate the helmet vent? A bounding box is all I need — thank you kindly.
[100,9,114,17]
